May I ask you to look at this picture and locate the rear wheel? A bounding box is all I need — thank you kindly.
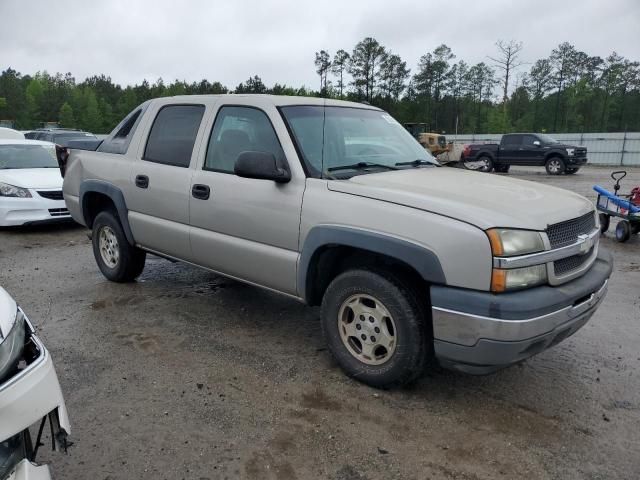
[92,211,146,282]
[320,269,430,389]
[599,213,610,233]
[545,157,565,175]
[463,155,494,173]
[615,220,631,243]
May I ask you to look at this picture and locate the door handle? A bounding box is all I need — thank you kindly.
[135,175,149,189]
[191,184,210,200]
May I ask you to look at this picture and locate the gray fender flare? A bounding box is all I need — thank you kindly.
[298,226,446,302]
[79,180,135,245]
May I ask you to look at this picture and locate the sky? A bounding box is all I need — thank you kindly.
[1,0,639,90]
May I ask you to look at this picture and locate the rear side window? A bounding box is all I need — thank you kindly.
[98,106,148,155]
[142,105,204,168]
[502,135,521,147]
[143,104,205,168]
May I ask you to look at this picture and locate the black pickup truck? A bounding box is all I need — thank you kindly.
[460,133,588,175]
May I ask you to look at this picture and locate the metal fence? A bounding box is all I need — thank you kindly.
[445,132,640,166]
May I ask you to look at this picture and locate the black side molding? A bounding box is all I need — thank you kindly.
[298,225,446,302]
[79,180,135,245]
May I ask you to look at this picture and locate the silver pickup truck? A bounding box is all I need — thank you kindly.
[60,95,612,388]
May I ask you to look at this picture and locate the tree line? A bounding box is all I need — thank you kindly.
[0,37,638,134]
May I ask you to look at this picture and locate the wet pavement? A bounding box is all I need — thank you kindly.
[1,166,639,479]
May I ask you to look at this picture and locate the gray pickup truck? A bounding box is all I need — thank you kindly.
[60,95,612,388]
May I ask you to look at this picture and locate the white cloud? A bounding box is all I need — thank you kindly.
[1,0,638,88]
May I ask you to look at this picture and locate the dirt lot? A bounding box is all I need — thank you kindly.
[1,166,639,479]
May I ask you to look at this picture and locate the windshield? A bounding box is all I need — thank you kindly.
[0,144,59,169]
[537,134,559,144]
[281,106,437,178]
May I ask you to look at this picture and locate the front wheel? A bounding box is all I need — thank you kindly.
[92,211,146,282]
[320,269,430,389]
[463,155,494,173]
[615,220,631,243]
[545,157,565,175]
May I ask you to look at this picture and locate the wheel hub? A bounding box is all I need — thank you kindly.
[99,226,119,269]
[337,294,396,366]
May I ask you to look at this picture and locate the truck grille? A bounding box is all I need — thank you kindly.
[38,190,64,200]
[554,247,594,276]
[547,212,596,249]
[48,208,69,217]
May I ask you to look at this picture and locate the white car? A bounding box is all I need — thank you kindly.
[0,287,70,479]
[0,129,24,141]
[0,140,71,226]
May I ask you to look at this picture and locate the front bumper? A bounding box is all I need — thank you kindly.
[0,191,71,227]
[567,156,588,166]
[0,312,70,442]
[431,249,613,374]
[6,460,52,480]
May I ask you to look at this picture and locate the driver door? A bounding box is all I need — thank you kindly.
[188,105,305,295]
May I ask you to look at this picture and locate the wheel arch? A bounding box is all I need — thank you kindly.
[80,180,135,245]
[299,226,446,306]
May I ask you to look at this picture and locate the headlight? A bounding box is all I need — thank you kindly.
[486,229,545,256]
[566,148,575,156]
[491,264,547,292]
[0,308,26,381]
[0,182,32,198]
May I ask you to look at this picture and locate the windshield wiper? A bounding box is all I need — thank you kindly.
[327,161,398,172]
[395,159,438,167]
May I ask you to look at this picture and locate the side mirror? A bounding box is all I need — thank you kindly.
[234,151,291,183]
[533,140,541,147]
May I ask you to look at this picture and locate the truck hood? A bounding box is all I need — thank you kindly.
[0,168,63,189]
[328,168,594,230]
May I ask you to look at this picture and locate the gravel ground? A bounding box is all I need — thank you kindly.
[1,166,639,480]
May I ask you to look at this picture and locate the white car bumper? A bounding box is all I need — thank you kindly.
[0,189,71,226]
[0,313,70,479]
[6,460,52,480]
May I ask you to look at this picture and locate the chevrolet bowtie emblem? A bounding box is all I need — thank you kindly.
[577,234,593,254]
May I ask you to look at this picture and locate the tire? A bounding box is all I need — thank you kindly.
[545,157,565,175]
[495,164,510,173]
[565,167,579,174]
[599,213,610,234]
[615,220,631,243]
[463,155,494,173]
[92,211,146,282]
[320,268,430,389]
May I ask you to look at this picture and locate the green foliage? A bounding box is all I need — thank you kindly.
[58,102,75,128]
[0,38,639,134]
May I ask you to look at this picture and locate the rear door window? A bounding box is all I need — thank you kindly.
[502,135,521,147]
[143,104,205,168]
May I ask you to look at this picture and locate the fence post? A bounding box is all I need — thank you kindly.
[620,130,627,166]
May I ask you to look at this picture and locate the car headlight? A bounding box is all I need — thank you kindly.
[487,229,547,292]
[0,308,26,382]
[0,182,32,198]
[487,228,545,256]
[491,264,547,292]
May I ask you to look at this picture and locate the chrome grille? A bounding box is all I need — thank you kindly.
[38,190,64,200]
[48,208,69,217]
[554,247,594,276]
[547,212,596,249]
